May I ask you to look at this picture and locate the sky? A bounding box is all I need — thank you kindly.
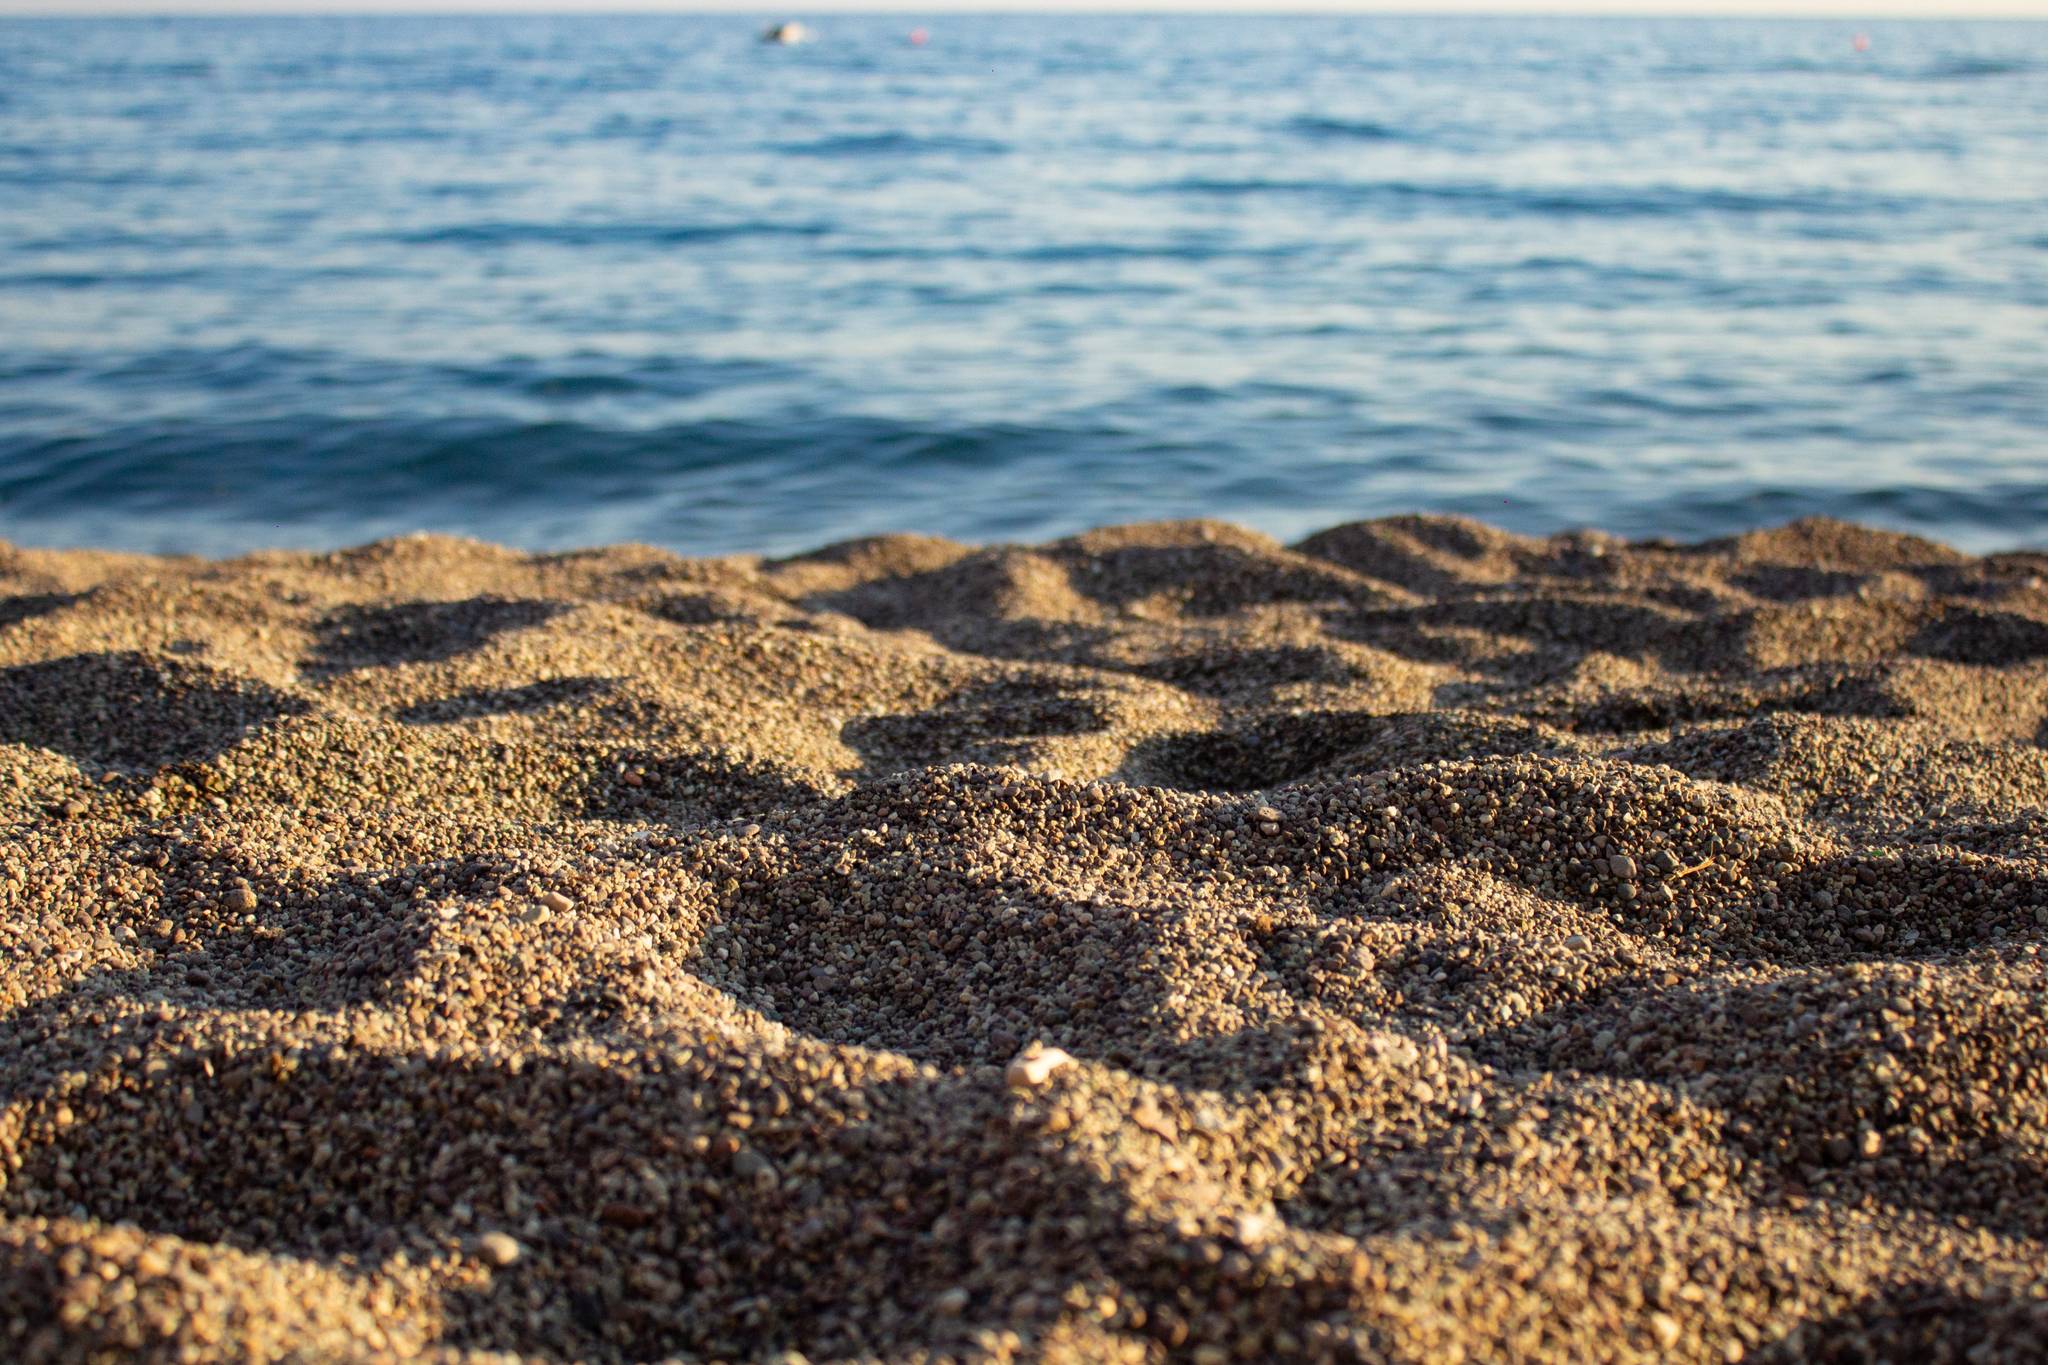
[5,0,2047,14]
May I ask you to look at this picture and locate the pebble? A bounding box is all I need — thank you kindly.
[732,1149,779,1189]
[475,1232,522,1267]
[1004,1045,1075,1090]
[1649,1312,1682,1350]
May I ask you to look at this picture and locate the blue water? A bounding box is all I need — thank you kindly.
[2,15,2045,557]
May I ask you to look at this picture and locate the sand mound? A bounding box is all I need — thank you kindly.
[0,516,2043,1362]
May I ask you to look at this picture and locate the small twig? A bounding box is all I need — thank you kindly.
[1667,859,1715,882]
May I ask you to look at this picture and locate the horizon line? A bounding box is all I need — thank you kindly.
[6,5,2046,16]
[6,0,2048,16]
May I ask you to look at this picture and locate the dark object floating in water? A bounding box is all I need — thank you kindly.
[762,21,812,46]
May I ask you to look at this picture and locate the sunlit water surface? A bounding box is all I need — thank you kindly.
[2,15,2045,554]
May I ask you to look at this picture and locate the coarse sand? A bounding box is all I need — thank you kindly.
[0,515,2044,1363]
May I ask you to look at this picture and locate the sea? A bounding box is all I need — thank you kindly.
[2,14,2045,558]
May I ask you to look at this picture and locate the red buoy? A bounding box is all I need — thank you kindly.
[909,27,929,47]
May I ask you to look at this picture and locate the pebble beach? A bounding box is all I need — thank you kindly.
[1,514,2045,1362]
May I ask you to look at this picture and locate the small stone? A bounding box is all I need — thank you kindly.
[1608,854,1638,880]
[538,890,573,913]
[475,1232,522,1267]
[732,1148,778,1188]
[1235,1211,1279,1245]
[1131,1098,1178,1142]
[932,1287,970,1316]
[225,886,258,912]
[1859,1127,1883,1159]
[1650,1312,1681,1349]
[1005,1044,1075,1090]
[600,1201,654,1228]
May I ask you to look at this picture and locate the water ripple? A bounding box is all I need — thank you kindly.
[0,13,2042,556]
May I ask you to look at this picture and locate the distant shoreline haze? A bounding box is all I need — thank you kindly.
[6,4,2048,17]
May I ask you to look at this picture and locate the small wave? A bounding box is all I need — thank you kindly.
[1015,241,1196,263]
[456,356,796,404]
[1152,176,1883,219]
[774,132,1009,158]
[10,229,225,253]
[91,344,344,394]
[1509,255,1683,281]
[187,125,453,153]
[589,114,689,142]
[1157,177,1332,198]
[1657,59,1828,76]
[516,374,642,401]
[1012,240,1305,264]
[0,269,214,291]
[832,237,1293,265]
[383,220,832,248]
[1618,482,2048,553]
[80,58,215,80]
[59,345,800,408]
[1138,380,1352,408]
[1575,387,1771,419]
[1283,115,1404,142]
[1031,280,1176,299]
[1918,56,2036,80]
[0,167,205,190]
[0,412,1119,535]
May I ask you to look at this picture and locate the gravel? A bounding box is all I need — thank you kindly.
[0,514,2043,1362]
